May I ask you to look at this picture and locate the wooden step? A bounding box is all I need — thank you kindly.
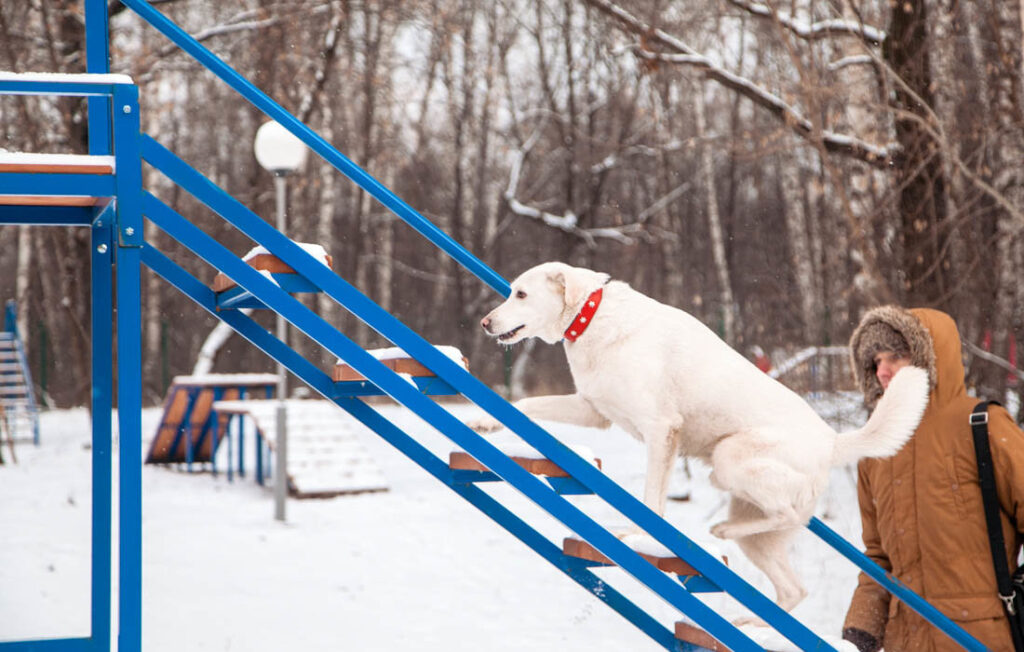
[0,195,106,207]
[334,347,469,382]
[562,536,707,576]
[675,622,728,650]
[211,251,334,293]
[449,450,601,478]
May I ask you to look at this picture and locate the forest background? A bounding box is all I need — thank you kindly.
[0,0,1022,412]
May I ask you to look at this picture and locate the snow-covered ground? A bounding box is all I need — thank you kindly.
[1,400,868,651]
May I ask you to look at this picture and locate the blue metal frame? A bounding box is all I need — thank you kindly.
[0,74,142,652]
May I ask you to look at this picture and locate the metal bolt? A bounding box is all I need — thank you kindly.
[97,244,108,254]
[123,105,132,114]
[125,227,135,236]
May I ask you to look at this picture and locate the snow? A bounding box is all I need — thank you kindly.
[166,372,279,386]
[242,243,331,268]
[0,402,870,651]
[336,345,467,367]
[0,152,117,170]
[0,71,134,85]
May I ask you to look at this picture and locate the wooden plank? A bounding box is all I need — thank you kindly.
[212,252,334,292]
[449,451,601,477]
[0,161,113,174]
[674,622,729,651]
[333,354,469,382]
[147,387,190,463]
[0,195,104,206]
[562,536,702,576]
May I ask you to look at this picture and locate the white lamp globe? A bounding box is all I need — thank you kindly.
[254,120,309,174]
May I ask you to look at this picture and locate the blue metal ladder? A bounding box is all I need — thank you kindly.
[0,1,989,650]
[0,301,40,446]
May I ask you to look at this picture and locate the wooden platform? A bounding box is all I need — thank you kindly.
[562,536,702,576]
[334,349,469,382]
[211,251,334,293]
[448,450,601,477]
[675,622,728,650]
[212,398,388,498]
[145,374,278,464]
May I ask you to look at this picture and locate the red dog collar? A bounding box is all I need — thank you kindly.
[564,288,603,342]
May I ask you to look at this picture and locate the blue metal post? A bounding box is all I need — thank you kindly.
[112,83,143,652]
[85,0,111,155]
[90,215,114,652]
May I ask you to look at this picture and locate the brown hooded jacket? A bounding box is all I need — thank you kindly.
[844,307,1024,651]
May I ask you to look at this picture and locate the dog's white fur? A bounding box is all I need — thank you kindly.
[474,262,929,614]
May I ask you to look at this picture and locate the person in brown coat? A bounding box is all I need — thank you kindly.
[842,306,1024,652]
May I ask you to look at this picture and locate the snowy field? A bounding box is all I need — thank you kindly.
[0,400,869,651]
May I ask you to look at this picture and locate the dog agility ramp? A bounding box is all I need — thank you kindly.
[212,398,388,497]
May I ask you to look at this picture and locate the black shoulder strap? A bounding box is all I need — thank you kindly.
[970,401,1018,615]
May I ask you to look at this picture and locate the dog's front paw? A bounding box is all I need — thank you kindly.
[710,520,739,540]
[466,415,503,433]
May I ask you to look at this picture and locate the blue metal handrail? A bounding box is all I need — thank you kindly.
[119,0,510,299]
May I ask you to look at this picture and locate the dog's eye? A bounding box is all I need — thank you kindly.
[515,290,527,299]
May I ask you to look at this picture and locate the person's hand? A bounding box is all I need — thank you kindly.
[842,627,881,652]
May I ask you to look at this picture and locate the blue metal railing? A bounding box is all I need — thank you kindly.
[118,0,510,299]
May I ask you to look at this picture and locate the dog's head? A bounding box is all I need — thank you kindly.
[480,262,609,345]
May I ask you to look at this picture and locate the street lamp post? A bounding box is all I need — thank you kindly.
[254,120,308,522]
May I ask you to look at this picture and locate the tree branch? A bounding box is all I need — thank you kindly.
[582,0,895,168]
[725,0,886,46]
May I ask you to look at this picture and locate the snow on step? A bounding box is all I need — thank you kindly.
[212,398,387,497]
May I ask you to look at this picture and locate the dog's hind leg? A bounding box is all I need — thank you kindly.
[709,435,816,539]
[732,523,807,624]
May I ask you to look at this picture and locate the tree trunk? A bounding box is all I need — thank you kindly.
[884,0,950,305]
[694,83,736,344]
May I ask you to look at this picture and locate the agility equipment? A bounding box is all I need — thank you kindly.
[0,4,988,651]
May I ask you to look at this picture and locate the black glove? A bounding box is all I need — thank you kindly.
[842,627,881,652]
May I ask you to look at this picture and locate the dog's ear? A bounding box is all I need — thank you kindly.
[548,265,609,307]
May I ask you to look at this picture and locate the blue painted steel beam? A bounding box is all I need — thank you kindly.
[85,0,113,154]
[90,220,114,652]
[139,139,794,649]
[808,517,984,651]
[214,274,320,310]
[0,174,115,197]
[140,195,763,651]
[0,637,94,651]
[0,79,126,97]
[112,82,143,652]
[140,243,678,651]
[0,206,97,226]
[120,0,510,298]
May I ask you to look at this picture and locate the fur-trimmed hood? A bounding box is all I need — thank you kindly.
[849,305,939,408]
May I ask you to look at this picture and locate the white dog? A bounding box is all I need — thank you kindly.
[473,262,928,614]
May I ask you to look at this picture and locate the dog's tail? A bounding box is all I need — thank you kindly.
[831,366,930,466]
